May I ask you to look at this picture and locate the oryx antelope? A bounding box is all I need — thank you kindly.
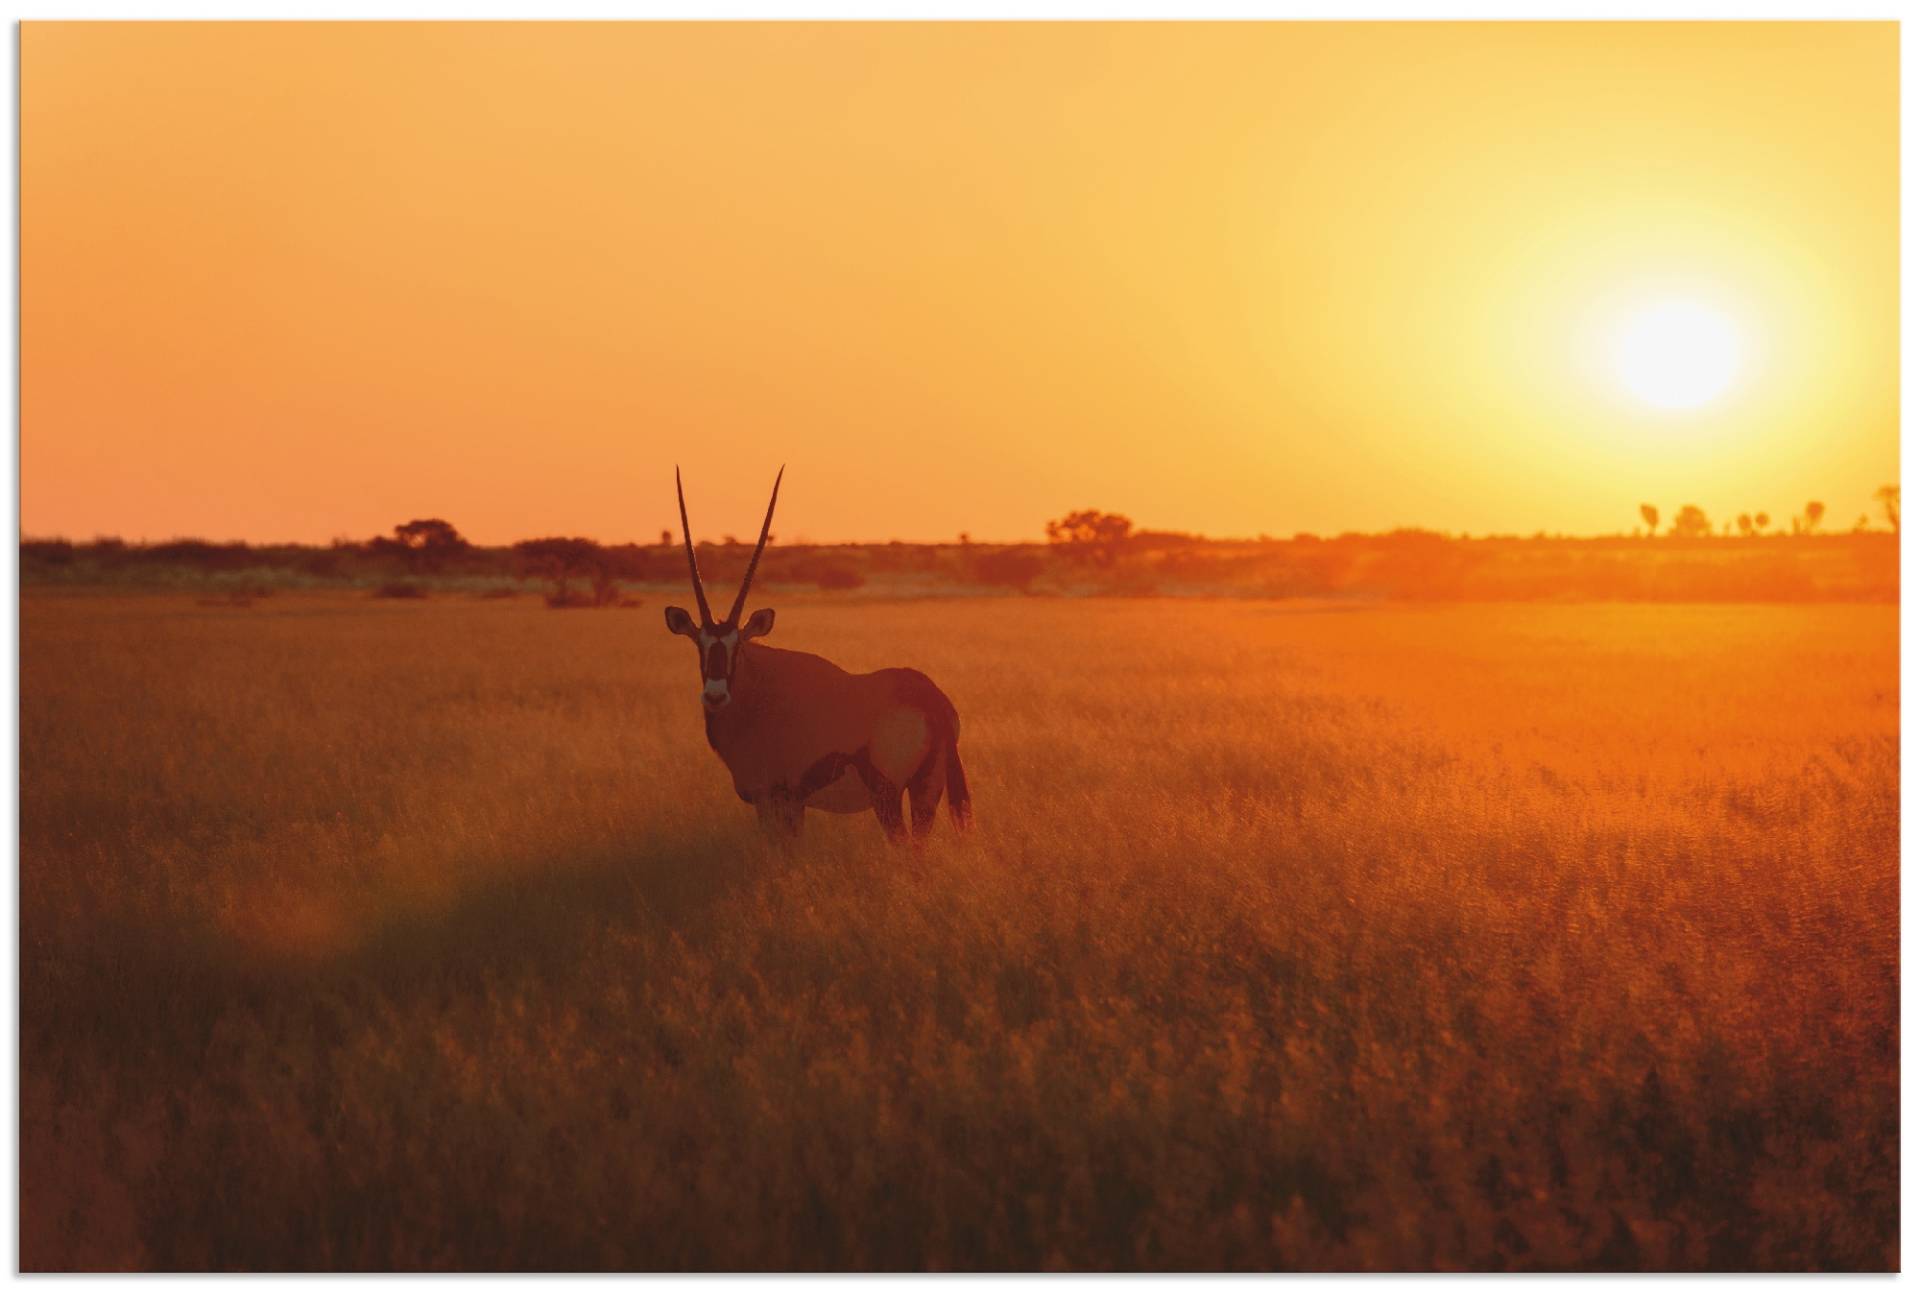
[666,468,972,841]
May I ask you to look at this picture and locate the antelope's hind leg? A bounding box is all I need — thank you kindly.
[908,747,946,841]
[870,781,907,842]
[851,750,908,843]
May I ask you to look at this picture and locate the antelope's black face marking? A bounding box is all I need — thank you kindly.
[698,628,740,710]
[665,606,776,712]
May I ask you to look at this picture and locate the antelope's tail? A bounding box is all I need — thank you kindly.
[945,742,972,831]
[890,668,972,832]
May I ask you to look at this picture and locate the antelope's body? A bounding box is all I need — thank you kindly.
[666,467,972,841]
[705,644,969,837]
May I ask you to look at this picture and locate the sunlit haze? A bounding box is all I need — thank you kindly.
[22,22,1897,544]
[1611,300,1743,411]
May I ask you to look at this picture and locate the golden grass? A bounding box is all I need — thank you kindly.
[20,591,1897,1270]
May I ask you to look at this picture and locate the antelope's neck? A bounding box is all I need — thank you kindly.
[702,646,768,751]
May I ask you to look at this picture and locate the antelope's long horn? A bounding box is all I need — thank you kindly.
[675,466,713,625]
[727,465,784,625]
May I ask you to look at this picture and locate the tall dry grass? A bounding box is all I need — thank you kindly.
[20,591,1897,1270]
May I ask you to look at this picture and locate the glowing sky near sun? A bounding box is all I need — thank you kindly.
[21,22,1897,544]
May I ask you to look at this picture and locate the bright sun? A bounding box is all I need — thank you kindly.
[1611,299,1743,410]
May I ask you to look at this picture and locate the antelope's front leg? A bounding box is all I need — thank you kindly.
[855,763,907,842]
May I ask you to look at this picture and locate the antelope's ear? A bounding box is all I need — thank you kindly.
[741,607,776,640]
[664,606,698,637]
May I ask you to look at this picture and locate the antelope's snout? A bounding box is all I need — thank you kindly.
[702,681,731,711]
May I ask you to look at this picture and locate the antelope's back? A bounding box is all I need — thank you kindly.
[717,646,961,800]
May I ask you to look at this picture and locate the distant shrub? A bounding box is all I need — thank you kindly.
[811,561,866,591]
[1131,528,1199,552]
[373,582,428,600]
[21,539,74,565]
[967,548,1046,592]
[598,544,660,583]
[866,543,924,574]
[297,548,346,578]
[780,555,866,590]
[514,537,611,607]
[589,567,622,607]
[146,540,258,570]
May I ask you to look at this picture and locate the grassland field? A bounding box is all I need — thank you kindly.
[19,589,1899,1270]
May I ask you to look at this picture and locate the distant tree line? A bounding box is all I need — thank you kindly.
[1638,486,1897,539]
[19,489,1901,606]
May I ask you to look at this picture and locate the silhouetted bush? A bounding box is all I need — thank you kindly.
[816,564,867,591]
[22,539,74,565]
[598,544,659,583]
[967,549,1046,592]
[373,582,428,600]
[782,556,865,590]
[145,539,258,570]
[514,537,610,607]
[1669,506,1713,539]
[867,542,930,574]
[370,518,472,574]
[1046,510,1134,566]
[1371,529,1477,599]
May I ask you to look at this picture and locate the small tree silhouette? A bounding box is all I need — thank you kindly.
[1737,513,1754,537]
[513,537,608,606]
[374,518,470,573]
[1045,510,1134,566]
[1639,504,1659,537]
[1875,485,1899,533]
[1804,501,1825,534]
[1754,511,1771,534]
[1669,505,1712,539]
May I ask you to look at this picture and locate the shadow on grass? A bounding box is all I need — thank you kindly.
[22,824,766,1069]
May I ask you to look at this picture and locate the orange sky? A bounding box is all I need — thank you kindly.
[22,22,1898,545]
